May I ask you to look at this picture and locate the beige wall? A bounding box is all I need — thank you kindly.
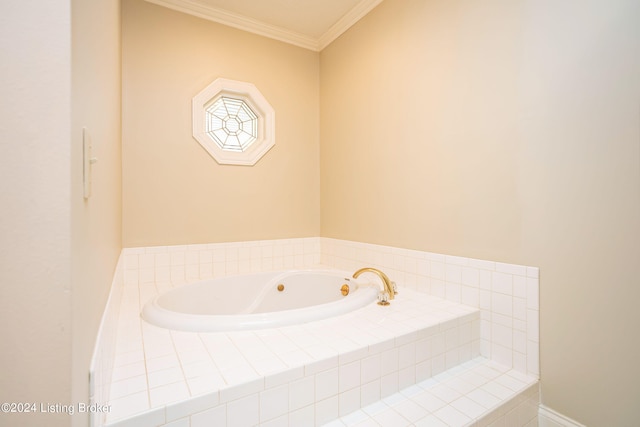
[320,0,640,425]
[0,1,122,426]
[70,1,122,426]
[122,0,320,247]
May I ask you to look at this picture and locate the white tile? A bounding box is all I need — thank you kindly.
[492,312,512,328]
[495,262,527,276]
[526,267,539,278]
[289,404,315,427]
[527,341,540,376]
[461,267,479,287]
[526,278,539,310]
[442,377,475,395]
[111,361,146,382]
[430,279,445,298]
[181,360,217,378]
[414,414,448,427]
[495,374,528,392]
[107,391,150,422]
[391,400,429,423]
[450,396,486,419]
[162,417,189,427]
[513,275,527,299]
[360,379,381,407]
[265,366,304,389]
[434,404,472,426]
[513,297,527,321]
[398,366,415,390]
[186,373,226,396]
[431,354,446,376]
[146,354,180,373]
[491,272,512,295]
[492,293,513,317]
[341,409,370,426]
[445,283,461,302]
[316,368,339,401]
[479,290,491,311]
[372,407,411,427]
[513,330,527,354]
[362,400,389,417]
[339,360,361,392]
[427,384,461,404]
[219,377,263,403]
[482,381,515,400]
[379,347,399,376]
[360,354,381,384]
[527,309,539,342]
[411,391,447,413]
[380,373,399,398]
[430,262,445,280]
[114,349,145,367]
[149,381,189,407]
[260,384,289,422]
[339,387,360,416]
[398,343,416,369]
[315,396,339,426]
[467,387,502,409]
[513,351,527,374]
[461,285,480,307]
[227,394,259,427]
[445,264,462,283]
[220,364,259,385]
[289,376,315,411]
[479,270,492,290]
[148,367,184,389]
[109,375,147,400]
[165,392,219,422]
[415,360,432,382]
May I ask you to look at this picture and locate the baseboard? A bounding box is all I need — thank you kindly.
[539,404,586,427]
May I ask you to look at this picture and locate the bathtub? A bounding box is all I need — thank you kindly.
[141,269,379,332]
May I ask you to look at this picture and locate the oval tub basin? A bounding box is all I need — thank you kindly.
[141,270,378,332]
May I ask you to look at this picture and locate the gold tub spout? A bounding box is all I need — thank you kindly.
[352,267,396,304]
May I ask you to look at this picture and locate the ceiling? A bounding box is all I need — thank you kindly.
[145,0,384,51]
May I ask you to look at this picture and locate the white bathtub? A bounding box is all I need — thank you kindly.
[141,269,378,332]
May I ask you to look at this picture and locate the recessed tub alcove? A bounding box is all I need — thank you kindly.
[90,237,540,427]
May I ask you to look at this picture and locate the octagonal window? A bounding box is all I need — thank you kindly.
[193,78,275,165]
[205,97,258,152]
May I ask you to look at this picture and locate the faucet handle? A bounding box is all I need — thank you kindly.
[391,281,398,295]
[377,291,390,306]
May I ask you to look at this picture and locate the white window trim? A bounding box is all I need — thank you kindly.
[193,78,275,165]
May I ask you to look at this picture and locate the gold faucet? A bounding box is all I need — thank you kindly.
[353,267,396,305]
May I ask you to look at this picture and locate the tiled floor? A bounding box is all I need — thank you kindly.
[105,278,481,426]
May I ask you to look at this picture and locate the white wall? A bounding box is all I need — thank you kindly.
[0,1,122,427]
[0,1,73,426]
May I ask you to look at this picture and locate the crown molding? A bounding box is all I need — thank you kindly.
[145,0,319,51]
[145,0,384,52]
[318,0,384,50]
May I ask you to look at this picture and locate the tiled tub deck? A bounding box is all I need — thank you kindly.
[103,281,537,427]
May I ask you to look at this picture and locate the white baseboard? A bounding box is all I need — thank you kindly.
[539,405,586,427]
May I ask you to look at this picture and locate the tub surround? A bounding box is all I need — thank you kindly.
[89,256,125,427]
[91,237,539,426]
